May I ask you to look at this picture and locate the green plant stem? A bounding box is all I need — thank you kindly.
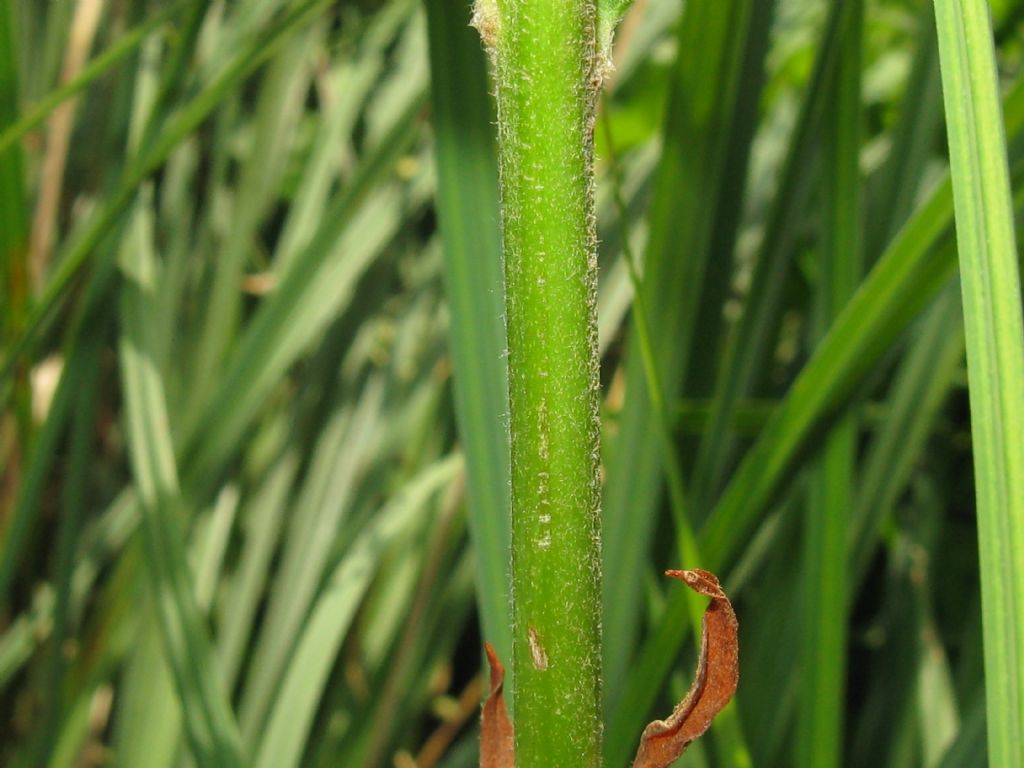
[481,1,603,764]
[933,1,1024,763]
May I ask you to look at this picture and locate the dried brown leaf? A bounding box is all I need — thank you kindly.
[632,568,739,768]
[480,642,515,768]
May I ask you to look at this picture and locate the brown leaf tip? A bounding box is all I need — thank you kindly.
[665,568,726,600]
[633,568,738,768]
[484,642,505,694]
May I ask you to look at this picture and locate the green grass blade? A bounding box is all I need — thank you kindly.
[602,0,760,706]
[728,503,802,764]
[238,380,384,741]
[424,0,512,672]
[0,0,30,493]
[849,533,927,768]
[864,2,944,263]
[601,100,753,768]
[187,22,321,416]
[614,72,1024,765]
[179,93,426,491]
[689,1,846,513]
[0,591,52,691]
[273,51,378,271]
[0,0,335,386]
[798,4,862,765]
[698,72,1024,573]
[937,689,987,768]
[31,322,104,766]
[112,615,181,768]
[849,284,965,587]
[252,454,462,768]
[357,502,469,768]
[684,0,776,402]
[0,347,73,606]
[0,0,28,260]
[847,1,960,589]
[0,2,184,158]
[933,1,1024,761]
[698,218,952,570]
[919,613,961,766]
[118,188,243,767]
[217,446,299,691]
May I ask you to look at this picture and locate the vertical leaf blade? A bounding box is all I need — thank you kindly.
[424,0,513,672]
[798,4,862,766]
[933,1,1024,762]
[602,0,759,707]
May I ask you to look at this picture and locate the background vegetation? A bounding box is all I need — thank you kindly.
[1,0,1022,766]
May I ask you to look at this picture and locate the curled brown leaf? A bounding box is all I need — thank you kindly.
[480,642,515,768]
[632,568,739,768]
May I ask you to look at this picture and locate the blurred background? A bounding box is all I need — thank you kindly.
[1,0,1023,766]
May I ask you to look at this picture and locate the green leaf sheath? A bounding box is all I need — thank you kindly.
[481,0,603,764]
[596,0,633,57]
[933,1,1024,764]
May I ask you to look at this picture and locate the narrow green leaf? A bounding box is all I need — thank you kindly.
[112,615,181,768]
[0,0,28,257]
[424,0,512,677]
[0,0,31,492]
[217,446,299,691]
[118,182,242,766]
[933,1,1024,761]
[179,92,426,492]
[601,101,752,768]
[937,690,987,768]
[848,0,958,588]
[253,454,462,768]
[0,343,74,606]
[238,379,384,742]
[611,79,1024,764]
[919,615,961,766]
[602,0,761,708]
[689,0,847,514]
[798,4,862,765]
[849,284,965,587]
[698,74,1024,573]
[849,534,927,768]
[864,2,944,263]
[0,588,53,690]
[187,22,321,417]
[0,2,185,158]
[31,320,104,767]
[0,0,336,386]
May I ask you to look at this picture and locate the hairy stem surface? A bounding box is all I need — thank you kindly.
[477,0,603,764]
